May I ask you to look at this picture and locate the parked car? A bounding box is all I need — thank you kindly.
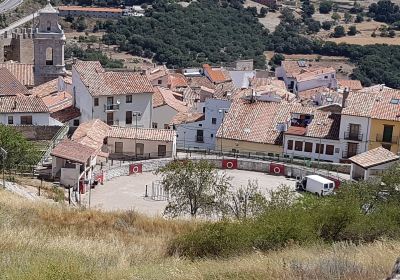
[296,175,335,196]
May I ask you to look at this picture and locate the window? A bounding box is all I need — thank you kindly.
[295,141,303,151]
[347,142,358,157]
[211,133,214,138]
[152,122,158,129]
[126,111,132,124]
[315,143,324,154]
[157,80,162,85]
[158,145,166,156]
[164,124,169,129]
[196,130,204,142]
[304,142,313,152]
[325,145,334,155]
[94,98,99,106]
[73,119,80,126]
[324,75,328,79]
[7,116,13,125]
[20,116,32,125]
[287,140,293,150]
[202,107,205,113]
[126,95,132,103]
[45,47,53,65]
[212,118,217,124]
[331,74,335,78]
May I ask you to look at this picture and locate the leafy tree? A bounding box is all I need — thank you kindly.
[319,0,333,14]
[322,20,333,30]
[157,160,231,218]
[0,126,40,169]
[71,16,87,32]
[368,0,400,24]
[259,7,268,18]
[389,29,396,37]
[333,25,346,37]
[350,1,363,14]
[344,11,353,23]
[355,14,364,23]
[307,20,321,33]
[348,25,357,35]
[302,0,315,18]
[269,53,285,66]
[331,12,341,22]
[224,180,267,220]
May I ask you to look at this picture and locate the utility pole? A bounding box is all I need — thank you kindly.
[132,111,142,159]
[0,147,7,189]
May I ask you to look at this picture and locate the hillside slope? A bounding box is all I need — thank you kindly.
[0,189,398,280]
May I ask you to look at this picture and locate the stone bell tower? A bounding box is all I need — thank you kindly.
[33,0,66,85]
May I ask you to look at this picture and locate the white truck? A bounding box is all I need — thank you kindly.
[296,175,335,196]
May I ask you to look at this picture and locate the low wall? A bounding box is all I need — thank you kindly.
[13,125,62,140]
[95,156,349,184]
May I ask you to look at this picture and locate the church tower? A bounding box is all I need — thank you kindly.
[33,0,66,85]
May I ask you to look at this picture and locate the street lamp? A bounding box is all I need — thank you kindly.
[132,111,142,158]
[218,108,229,156]
[0,147,7,189]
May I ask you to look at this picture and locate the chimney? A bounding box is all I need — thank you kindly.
[12,100,17,110]
[342,87,349,108]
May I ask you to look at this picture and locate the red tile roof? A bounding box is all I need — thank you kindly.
[0,68,30,96]
[338,79,363,91]
[50,106,81,123]
[108,127,175,142]
[156,87,188,113]
[349,147,399,168]
[305,111,341,140]
[342,91,376,117]
[152,87,165,108]
[170,112,205,125]
[30,78,58,98]
[0,63,34,87]
[216,99,313,145]
[203,64,231,84]
[0,96,49,113]
[286,126,307,136]
[41,91,73,113]
[71,119,111,151]
[51,139,96,164]
[169,73,188,89]
[187,76,216,89]
[370,89,400,121]
[73,61,154,97]
[295,67,335,82]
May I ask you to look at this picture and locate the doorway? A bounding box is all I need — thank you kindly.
[115,142,123,153]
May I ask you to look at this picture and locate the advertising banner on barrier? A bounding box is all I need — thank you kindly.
[222,159,237,169]
[269,163,285,175]
[129,163,143,175]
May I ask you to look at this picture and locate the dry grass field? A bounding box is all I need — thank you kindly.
[0,189,399,280]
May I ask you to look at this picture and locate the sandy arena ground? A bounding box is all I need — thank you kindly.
[88,169,297,216]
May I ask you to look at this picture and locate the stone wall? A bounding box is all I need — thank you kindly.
[13,125,62,140]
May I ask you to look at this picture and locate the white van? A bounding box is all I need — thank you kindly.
[296,175,335,196]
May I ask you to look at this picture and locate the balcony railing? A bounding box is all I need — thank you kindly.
[344,132,363,141]
[376,134,399,144]
[342,150,357,159]
[106,120,119,126]
[104,104,120,111]
[196,135,204,143]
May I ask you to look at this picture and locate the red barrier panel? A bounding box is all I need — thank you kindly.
[222,159,237,169]
[269,163,285,175]
[96,172,104,184]
[129,163,143,175]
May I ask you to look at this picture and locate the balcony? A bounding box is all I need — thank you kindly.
[344,132,363,141]
[104,104,120,112]
[106,120,119,126]
[196,135,204,143]
[376,134,399,144]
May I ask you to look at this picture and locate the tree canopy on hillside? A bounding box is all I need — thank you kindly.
[102,0,268,68]
[368,0,400,23]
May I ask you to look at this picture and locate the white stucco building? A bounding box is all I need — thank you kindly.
[173,98,231,150]
[72,61,154,128]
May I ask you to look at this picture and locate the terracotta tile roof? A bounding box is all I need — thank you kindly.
[0,96,49,113]
[51,139,96,164]
[0,63,34,87]
[0,68,30,96]
[108,127,175,142]
[156,87,188,113]
[247,77,295,101]
[169,73,188,89]
[30,78,58,97]
[152,87,165,108]
[203,64,231,83]
[305,111,341,140]
[71,119,111,151]
[216,99,313,145]
[286,126,307,136]
[370,89,400,121]
[146,67,168,81]
[214,81,238,99]
[295,67,335,82]
[73,61,154,97]
[338,79,363,91]
[41,91,72,113]
[349,147,399,169]
[50,106,81,123]
[171,112,205,125]
[297,87,329,101]
[187,76,216,89]
[58,6,123,13]
[342,91,377,117]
